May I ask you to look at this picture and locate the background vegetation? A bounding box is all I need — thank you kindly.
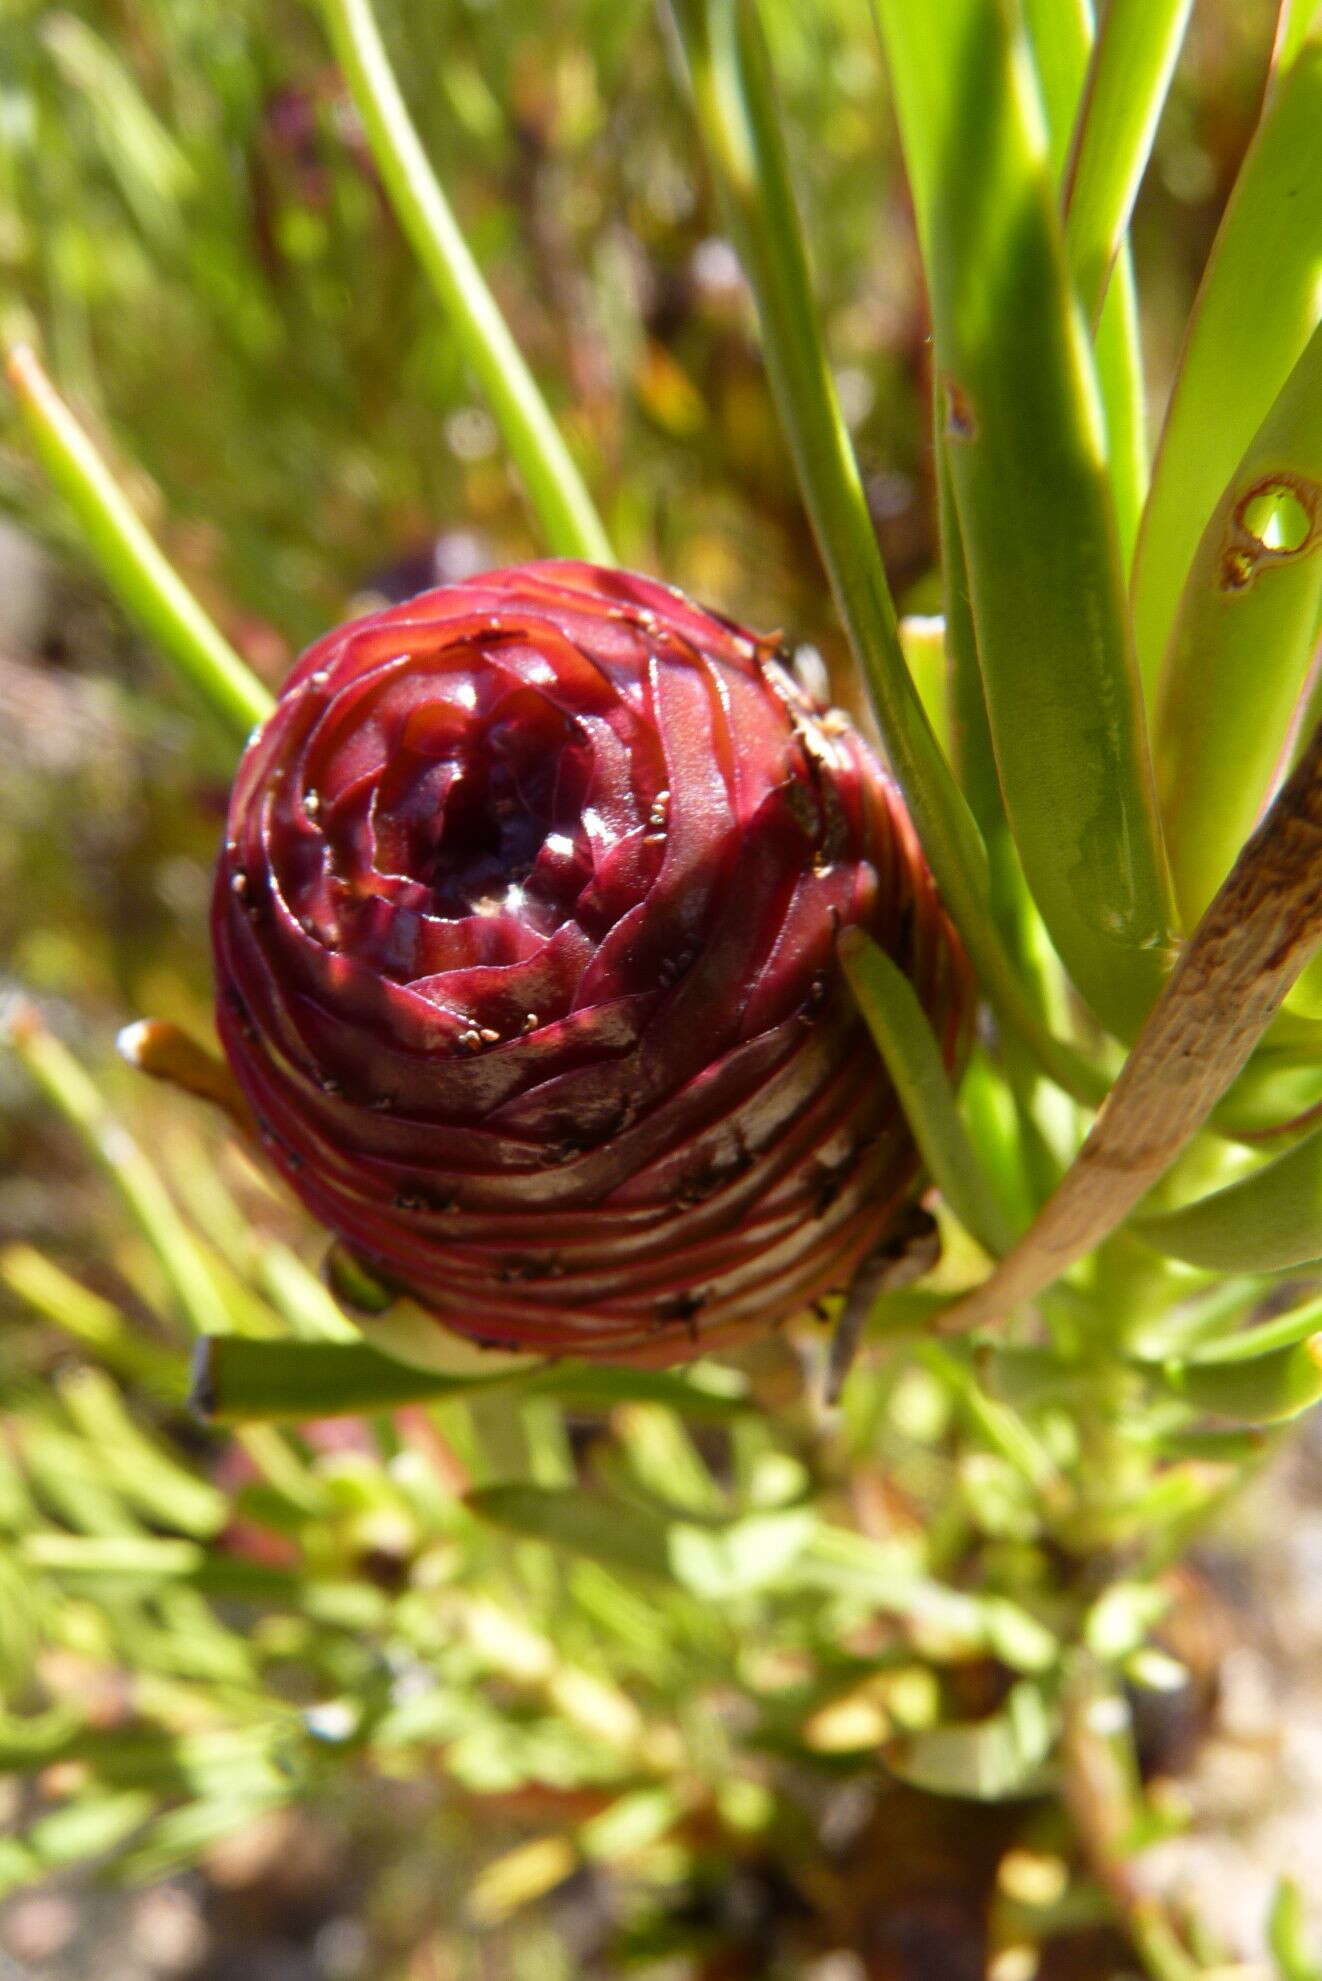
[1,2,1318,1977]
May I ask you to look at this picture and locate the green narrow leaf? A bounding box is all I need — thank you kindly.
[935,451,1077,1209]
[938,720,1322,1337]
[56,1367,227,1538]
[938,457,1002,844]
[191,1335,494,1419]
[614,1403,728,1517]
[873,0,1173,1040]
[1135,1119,1322,1273]
[918,1341,1063,1499]
[1162,1331,1322,1424]
[21,1533,206,1577]
[12,1421,138,1538]
[4,1008,231,1339]
[253,1243,360,1343]
[319,0,611,564]
[1132,33,1322,698]
[1269,1876,1322,1981]
[4,345,271,740]
[797,1529,1058,1672]
[1083,1580,1171,1662]
[1023,0,1148,566]
[40,15,192,242]
[1155,324,1322,923]
[578,1786,685,1865]
[668,1506,815,1598]
[25,1790,155,1870]
[1062,0,1193,326]
[882,1679,1057,1800]
[193,1335,749,1424]
[665,0,1103,1106]
[0,1710,84,1773]
[897,613,950,757]
[466,1483,674,1581]
[111,1793,293,1884]
[1273,0,1322,83]
[1141,1425,1269,1463]
[525,1362,750,1420]
[1162,1292,1322,1369]
[1094,261,1149,574]
[0,1244,182,1395]
[840,930,1017,1258]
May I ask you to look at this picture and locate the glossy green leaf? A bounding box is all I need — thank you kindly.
[319,0,610,564]
[4,345,271,740]
[873,0,1173,1039]
[253,1244,360,1343]
[1136,1122,1322,1273]
[840,929,1017,1257]
[1216,1046,1322,1138]
[1132,34,1322,698]
[1062,0,1193,326]
[663,0,974,888]
[193,1336,749,1424]
[1155,324,1322,924]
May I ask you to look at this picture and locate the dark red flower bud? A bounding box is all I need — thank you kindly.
[212,562,972,1365]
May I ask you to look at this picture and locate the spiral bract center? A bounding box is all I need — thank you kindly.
[436,704,590,930]
[362,690,596,937]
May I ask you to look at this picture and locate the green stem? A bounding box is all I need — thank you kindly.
[320,0,612,565]
[6,344,272,740]
[666,0,1105,1106]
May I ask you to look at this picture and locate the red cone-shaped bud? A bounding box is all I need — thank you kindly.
[212,562,972,1364]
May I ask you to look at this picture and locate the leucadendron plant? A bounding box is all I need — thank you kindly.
[3,0,1322,1972]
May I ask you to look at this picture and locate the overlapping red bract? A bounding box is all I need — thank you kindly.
[212,561,972,1364]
